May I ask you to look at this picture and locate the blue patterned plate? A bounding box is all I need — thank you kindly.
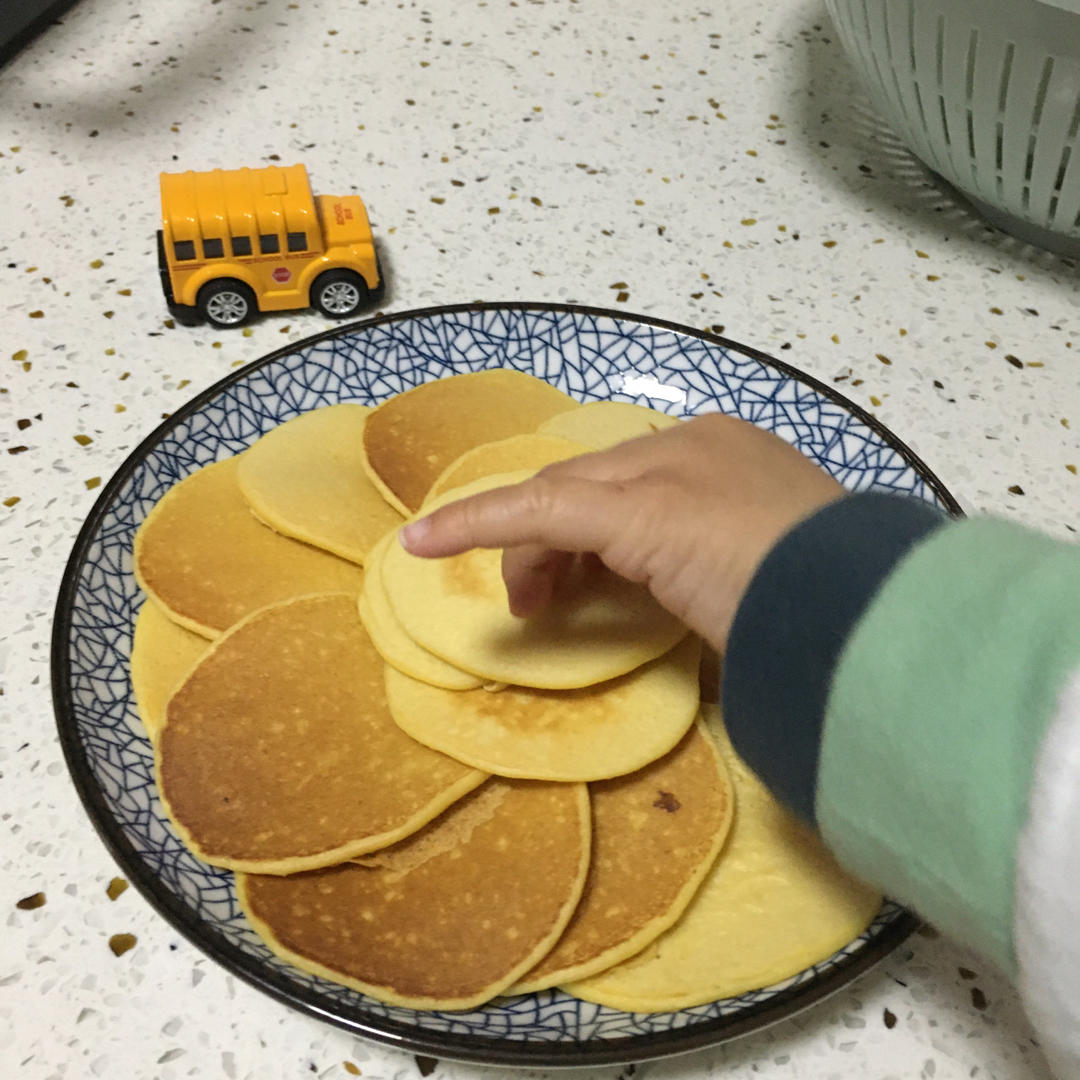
[53,303,952,1067]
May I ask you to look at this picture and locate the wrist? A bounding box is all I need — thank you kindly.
[720,492,949,823]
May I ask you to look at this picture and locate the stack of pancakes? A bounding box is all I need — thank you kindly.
[131,370,881,1013]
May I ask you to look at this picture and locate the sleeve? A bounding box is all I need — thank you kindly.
[722,493,1080,1078]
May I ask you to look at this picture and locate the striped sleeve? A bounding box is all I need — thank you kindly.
[1014,667,1080,1079]
[722,494,1080,1077]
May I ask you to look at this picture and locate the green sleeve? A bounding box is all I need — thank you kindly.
[817,516,1080,974]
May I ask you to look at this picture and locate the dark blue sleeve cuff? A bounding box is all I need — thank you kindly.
[721,492,949,825]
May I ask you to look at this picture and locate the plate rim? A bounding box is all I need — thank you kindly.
[51,301,939,1067]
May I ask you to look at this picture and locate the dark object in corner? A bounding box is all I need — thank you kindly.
[0,0,81,69]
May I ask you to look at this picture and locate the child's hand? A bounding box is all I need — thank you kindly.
[399,413,843,651]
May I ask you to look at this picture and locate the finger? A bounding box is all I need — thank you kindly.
[399,473,632,560]
[501,546,575,617]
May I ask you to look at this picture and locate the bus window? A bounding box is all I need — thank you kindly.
[203,238,224,259]
[231,236,252,256]
[259,234,280,254]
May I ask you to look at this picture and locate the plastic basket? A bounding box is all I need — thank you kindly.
[825,0,1080,256]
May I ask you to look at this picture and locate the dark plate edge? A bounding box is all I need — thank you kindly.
[51,300,941,1067]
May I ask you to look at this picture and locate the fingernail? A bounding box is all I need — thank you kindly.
[399,517,430,552]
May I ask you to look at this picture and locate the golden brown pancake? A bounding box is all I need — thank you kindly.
[130,599,211,742]
[361,370,579,514]
[384,635,702,780]
[156,593,487,874]
[358,531,482,691]
[565,706,882,1010]
[134,456,364,638]
[538,400,681,448]
[237,777,591,1009]
[236,404,403,565]
[423,433,588,507]
[512,717,733,992]
[382,472,689,689]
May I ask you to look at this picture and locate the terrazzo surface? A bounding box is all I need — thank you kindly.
[2,0,1078,1077]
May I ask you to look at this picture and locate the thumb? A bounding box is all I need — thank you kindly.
[500,545,576,617]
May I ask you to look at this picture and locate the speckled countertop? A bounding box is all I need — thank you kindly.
[2,0,1078,1077]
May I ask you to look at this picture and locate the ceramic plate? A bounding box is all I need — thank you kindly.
[53,303,953,1067]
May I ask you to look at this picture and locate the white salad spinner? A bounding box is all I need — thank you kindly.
[826,0,1080,256]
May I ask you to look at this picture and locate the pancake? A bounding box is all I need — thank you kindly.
[384,634,702,780]
[382,472,689,689]
[512,717,733,992]
[155,593,486,874]
[236,404,403,565]
[565,706,883,1010]
[537,401,681,448]
[134,456,365,638]
[130,598,211,742]
[423,433,588,507]
[237,777,591,1010]
[361,369,579,514]
[359,531,482,691]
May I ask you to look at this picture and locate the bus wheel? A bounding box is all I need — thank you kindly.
[311,270,368,318]
[198,280,256,328]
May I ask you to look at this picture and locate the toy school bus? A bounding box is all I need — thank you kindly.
[157,164,382,328]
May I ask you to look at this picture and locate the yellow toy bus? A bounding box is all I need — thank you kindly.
[157,164,381,328]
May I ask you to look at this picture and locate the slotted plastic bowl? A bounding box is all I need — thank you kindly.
[826,0,1080,256]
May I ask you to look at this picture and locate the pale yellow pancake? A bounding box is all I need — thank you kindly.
[134,456,365,638]
[236,404,403,565]
[382,472,689,689]
[537,401,681,448]
[384,635,702,780]
[359,531,482,691]
[423,433,588,507]
[130,599,211,742]
[237,778,590,1010]
[156,593,487,875]
[565,706,882,1010]
[361,370,579,514]
[512,718,733,992]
